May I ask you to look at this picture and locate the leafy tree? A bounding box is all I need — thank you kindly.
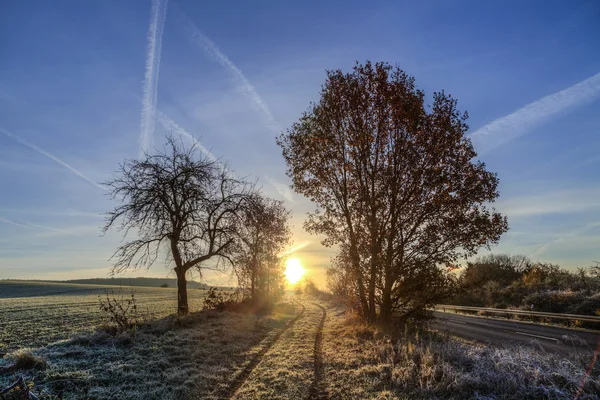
[103,136,253,314]
[233,193,292,306]
[460,254,531,287]
[278,61,508,324]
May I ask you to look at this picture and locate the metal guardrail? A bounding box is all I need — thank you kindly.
[435,304,600,323]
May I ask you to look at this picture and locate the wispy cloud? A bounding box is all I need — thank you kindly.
[0,215,77,236]
[469,71,600,153]
[265,176,294,203]
[174,6,280,131]
[283,241,311,256]
[140,0,169,158]
[0,216,29,228]
[16,218,77,236]
[530,221,600,258]
[497,188,600,217]
[0,127,105,190]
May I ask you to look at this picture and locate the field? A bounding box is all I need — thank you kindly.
[0,281,209,353]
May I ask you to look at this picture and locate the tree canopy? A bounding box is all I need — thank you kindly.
[103,136,254,314]
[233,193,292,307]
[278,61,508,324]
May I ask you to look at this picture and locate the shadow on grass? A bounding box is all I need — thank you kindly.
[0,303,298,400]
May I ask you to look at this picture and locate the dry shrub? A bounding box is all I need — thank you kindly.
[324,307,600,399]
[7,350,47,371]
[98,290,146,335]
[371,331,600,398]
[202,287,247,312]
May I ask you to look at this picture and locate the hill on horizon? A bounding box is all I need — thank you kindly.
[63,277,210,289]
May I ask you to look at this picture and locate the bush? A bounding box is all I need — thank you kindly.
[570,293,600,315]
[303,278,332,301]
[522,290,585,314]
[98,290,144,334]
[202,287,244,312]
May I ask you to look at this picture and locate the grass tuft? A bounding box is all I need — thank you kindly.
[9,349,47,371]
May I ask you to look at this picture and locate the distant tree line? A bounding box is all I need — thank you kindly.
[449,253,600,317]
[65,277,207,289]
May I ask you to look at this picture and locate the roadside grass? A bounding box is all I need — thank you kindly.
[322,304,600,400]
[0,303,298,399]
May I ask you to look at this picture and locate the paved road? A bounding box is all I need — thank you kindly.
[433,311,600,355]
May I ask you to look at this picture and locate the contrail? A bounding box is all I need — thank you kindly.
[0,216,29,228]
[0,127,105,190]
[156,111,241,180]
[469,71,600,153]
[17,218,77,236]
[158,112,289,196]
[156,111,218,163]
[140,0,169,158]
[282,241,311,256]
[174,6,280,131]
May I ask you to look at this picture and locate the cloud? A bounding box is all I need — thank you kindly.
[530,221,600,258]
[0,215,78,236]
[16,219,77,236]
[0,127,105,190]
[283,241,311,256]
[497,188,600,217]
[174,6,280,131]
[469,71,600,153]
[139,0,169,157]
[0,216,29,228]
[265,176,294,203]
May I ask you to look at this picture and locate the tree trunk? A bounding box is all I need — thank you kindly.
[379,281,393,327]
[251,268,256,305]
[368,263,377,323]
[176,267,189,315]
[350,246,369,320]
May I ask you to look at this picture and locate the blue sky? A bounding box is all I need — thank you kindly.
[1,0,599,285]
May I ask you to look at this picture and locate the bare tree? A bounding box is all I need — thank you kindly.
[103,136,253,314]
[278,61,508,325]
[233,193,292,306]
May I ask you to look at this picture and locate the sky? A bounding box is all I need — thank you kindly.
[0,0,599,287]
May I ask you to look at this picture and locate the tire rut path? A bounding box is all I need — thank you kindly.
[226,301,306,399]
[308,303,328,400]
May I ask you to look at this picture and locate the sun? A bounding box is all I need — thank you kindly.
[284,258,306,284]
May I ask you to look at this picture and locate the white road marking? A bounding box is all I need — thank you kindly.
[515,331,560,343]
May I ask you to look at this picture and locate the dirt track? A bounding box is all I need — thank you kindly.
[231,300,328,399]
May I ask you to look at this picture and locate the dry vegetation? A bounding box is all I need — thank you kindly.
[2,292,598,399]
[321,303,600,400]
[0,302,299,399]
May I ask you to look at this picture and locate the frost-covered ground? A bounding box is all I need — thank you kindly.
[0,281,208,352]
[0,304,298,399]
[232,300,325,399]
[1,297,598,399]
[322,303,600,399]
